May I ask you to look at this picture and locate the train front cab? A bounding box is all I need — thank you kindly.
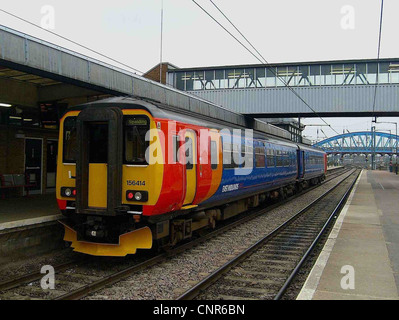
[57,106,164,256]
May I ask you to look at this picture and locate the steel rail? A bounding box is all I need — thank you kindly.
[177,169,358,300]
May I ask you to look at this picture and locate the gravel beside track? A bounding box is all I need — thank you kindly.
[0,249,77,283]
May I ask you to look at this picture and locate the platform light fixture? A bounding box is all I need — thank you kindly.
[0,103,12,107]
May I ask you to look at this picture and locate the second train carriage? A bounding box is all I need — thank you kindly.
[56,97,326,256]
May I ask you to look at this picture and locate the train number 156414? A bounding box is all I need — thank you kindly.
[127,180,146,186]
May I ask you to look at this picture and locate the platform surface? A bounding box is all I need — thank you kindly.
[0,194,62,231]
[298,170,399,300]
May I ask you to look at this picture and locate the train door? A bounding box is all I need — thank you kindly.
[87,123,108,208]
[75,107,123,215]
[183,130,197,206]
[324,154,328,173]
[46,139,58,192]
[25,138,43,195]
[297,149,305,179]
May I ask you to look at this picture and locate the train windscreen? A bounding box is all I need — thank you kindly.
[124,116,149,165]
[63,117,77,163]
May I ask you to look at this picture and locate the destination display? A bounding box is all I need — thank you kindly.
[126,118,148,126]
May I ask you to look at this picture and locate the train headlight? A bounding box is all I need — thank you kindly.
[65,188,72,197]
[61,187,76,198]
[126,191,148,202]
[134,192,143,201]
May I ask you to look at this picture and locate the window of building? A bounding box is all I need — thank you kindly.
[298,65,310,86]
[379,63,390,84]
[390,63,399,83]
[266,68,276,87]
[287,67,299,86]
[227,69,238,89]
[322,65,333,85]
[185,72,194,91]
[215,70,226,89]
[256,68,266,87]
[276,67,287,87]
[246,68,256,88]
[356,63,367,84]
[309,65,321,86]
[332,64,344,85]
[236,69,246,88]
[343,64,356,84]
[367,63,378,84]
[193,71,205,90]
[205,70,215,90]
[176,72,185,90]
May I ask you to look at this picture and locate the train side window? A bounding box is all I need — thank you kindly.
[223,141,234,169]
[232,144,241,169]
[63,117,77,163]
[185,137,194,170]
[255,147,266,168]
[243,142,253,168]
[284,151,290,167]
[173,135,179,163]
[266,149,275,167]
[211,140,218,170]
[276,150,283,167]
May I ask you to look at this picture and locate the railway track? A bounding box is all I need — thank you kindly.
[177,169,360,300]
[0,167,353,300]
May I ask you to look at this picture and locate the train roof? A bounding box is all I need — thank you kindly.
[66,97,325,153]
[67,96,292,141]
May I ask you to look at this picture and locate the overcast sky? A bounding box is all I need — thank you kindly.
[1,0,399,141]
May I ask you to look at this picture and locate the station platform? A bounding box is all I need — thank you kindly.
[298,170,399,300]
[0,194,62,231]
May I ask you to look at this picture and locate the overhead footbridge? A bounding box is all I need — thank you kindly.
[167,59,399,118]
[313,132,399,155]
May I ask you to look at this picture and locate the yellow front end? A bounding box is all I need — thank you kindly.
[57,108,164,257]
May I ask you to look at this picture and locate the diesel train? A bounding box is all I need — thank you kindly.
[56,97,327,257]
